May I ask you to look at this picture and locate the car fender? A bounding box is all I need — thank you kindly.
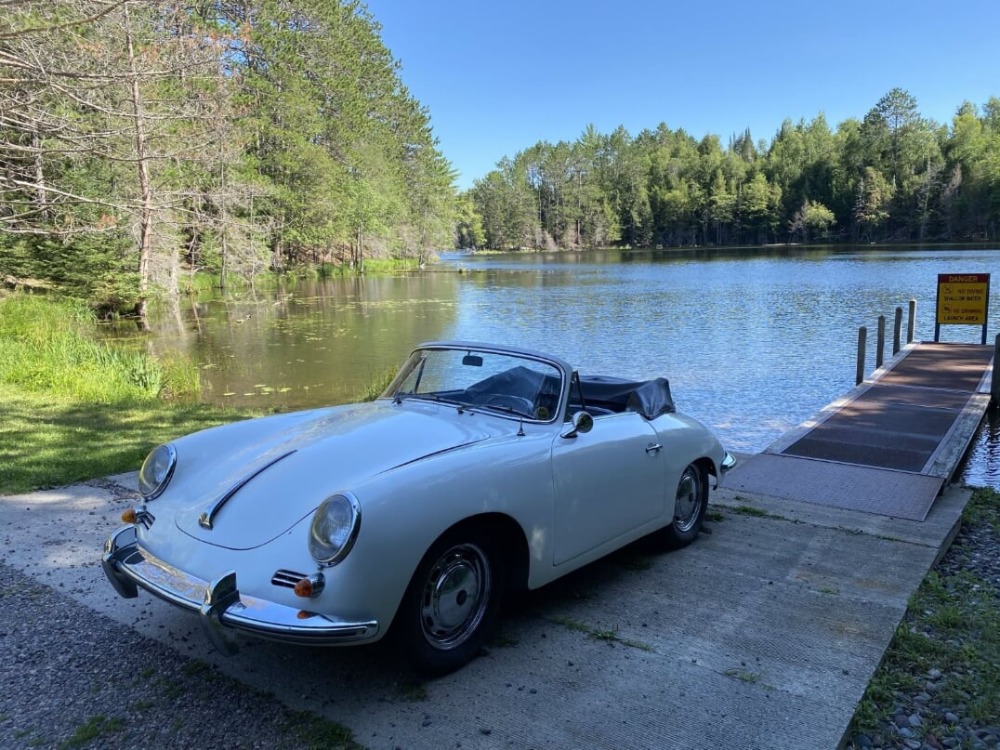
[313,430,556,633]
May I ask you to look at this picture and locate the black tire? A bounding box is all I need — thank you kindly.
[664,463,708,549]
[395,525,505,677]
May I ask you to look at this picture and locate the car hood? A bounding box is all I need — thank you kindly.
[168,401,502,550]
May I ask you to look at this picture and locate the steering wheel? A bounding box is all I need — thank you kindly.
[482,394,535,416]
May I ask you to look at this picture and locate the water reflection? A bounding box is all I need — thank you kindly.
[141,274,462,409]
[132,245,1000,487]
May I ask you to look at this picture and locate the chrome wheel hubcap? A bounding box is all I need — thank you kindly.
[420,543,491,650]
[674,466,703,533]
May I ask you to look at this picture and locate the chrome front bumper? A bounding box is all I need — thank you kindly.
[102,526,378,654]
[720,451,737,475]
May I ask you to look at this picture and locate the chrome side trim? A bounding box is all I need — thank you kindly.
[198,449,297,529]
[101,526,379,652]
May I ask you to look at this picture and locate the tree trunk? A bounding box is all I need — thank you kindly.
[125,4,154,329]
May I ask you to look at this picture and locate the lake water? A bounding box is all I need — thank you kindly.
[138,245,1000,487]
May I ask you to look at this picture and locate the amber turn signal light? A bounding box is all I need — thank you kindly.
[293,578,314,598]
[121,508,138,524]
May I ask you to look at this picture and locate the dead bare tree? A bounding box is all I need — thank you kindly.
[0,1,240,317]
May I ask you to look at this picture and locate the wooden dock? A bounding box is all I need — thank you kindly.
[723,341,995,521]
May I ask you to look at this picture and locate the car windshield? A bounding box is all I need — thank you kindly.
[383,347,564,421]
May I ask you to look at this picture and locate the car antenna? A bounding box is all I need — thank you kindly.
[517,416,525,437]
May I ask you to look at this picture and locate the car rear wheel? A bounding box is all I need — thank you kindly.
[396,526,504,676]
[665,463,707,548]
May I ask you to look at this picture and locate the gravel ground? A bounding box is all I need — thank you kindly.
[0,563,358,750]
[844,498,1000,750]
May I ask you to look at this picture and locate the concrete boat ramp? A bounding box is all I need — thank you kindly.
[0,342,994,750]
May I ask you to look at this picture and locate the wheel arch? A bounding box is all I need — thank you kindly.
[694,455,717,482]
[431,512,531,593]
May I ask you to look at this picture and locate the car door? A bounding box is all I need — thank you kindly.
[550,412,667,566]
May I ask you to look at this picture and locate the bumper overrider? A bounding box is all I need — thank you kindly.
[102,525,378,654]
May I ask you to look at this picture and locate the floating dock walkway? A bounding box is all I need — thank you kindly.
[724,341,995,521]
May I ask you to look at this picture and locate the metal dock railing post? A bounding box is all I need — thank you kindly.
[856,326,867,386]
[893,307,903,355]
[993,333,1000,406]
[876,315,886,369]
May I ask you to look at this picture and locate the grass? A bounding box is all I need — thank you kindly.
[0,383,250,494]
[356,364,398,403]
[396,680,428,702]
[548,616,654,652]
[282,710,362,750]
[0,293,199,402]
[848,487,1000,742]
[730,504,787,519]
[58,715,125,749]
[0,292,252,494]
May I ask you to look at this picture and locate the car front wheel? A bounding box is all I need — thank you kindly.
[665,463,708,548]
[396,526,504,676]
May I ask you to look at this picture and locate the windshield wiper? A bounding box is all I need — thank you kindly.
[394,392,480,414]
[479,403,532,418]
[396,392,452,406]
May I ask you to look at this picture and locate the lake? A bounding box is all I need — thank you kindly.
[137,245,1000,487]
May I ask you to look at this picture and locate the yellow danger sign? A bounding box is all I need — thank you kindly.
[936,273,989,325]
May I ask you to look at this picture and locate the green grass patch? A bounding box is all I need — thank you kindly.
[0,293,198,403]
[723,668,760,683]
[283,710,362,750]
[395,680,428,702]
[58,715,125,750]
[731,504,772,518]
[0,384,250,494]
[848,487,1000,742]
[356,365,399,403]
[0,292,252,494]
[548,616,654,652]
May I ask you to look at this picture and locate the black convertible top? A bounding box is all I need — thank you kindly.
[461,366,676,421]
[578,375,676,420]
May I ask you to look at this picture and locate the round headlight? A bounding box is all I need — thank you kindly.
[308,493,361,566]
[138,444,177,500]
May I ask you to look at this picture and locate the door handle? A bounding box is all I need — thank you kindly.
[645,443,662,454]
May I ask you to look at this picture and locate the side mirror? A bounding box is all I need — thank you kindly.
[560,411,594,439]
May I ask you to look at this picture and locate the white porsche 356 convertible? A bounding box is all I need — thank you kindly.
[104,341,734,675]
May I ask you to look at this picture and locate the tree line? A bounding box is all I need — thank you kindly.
[460,89,1000,252]
[4,4,999,318]
[1,0,457,315]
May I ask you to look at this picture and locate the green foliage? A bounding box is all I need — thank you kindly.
[0,293,199,403]
[357,365,400,402]
[469,89,1000,249]
[0,0,458,306]
[0,293,251,493]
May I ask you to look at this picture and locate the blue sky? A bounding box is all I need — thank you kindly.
[364,0,1000,191]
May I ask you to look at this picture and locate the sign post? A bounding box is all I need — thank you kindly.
[935,273,991,344]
